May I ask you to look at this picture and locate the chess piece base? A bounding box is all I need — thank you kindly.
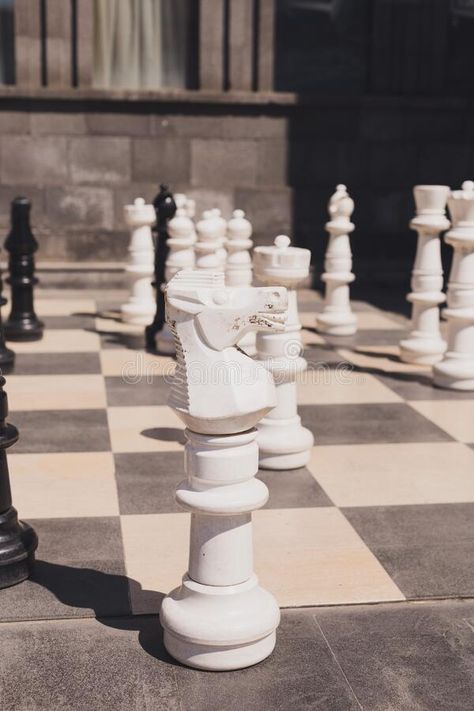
[0,507,38,589]
[257,415,314,470]
[399,335,446,365]
[4,317,44,342]
[0,346,15,370]
[433,357,474,391]
[316,311,357,336]
[121,301,155,326]
[161,574,279,671]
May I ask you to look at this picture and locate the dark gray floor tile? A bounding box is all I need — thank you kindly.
[10,352,102,375]
[105,375,170,406]
[115,452,184,514]
[0,517,133,621]
[99,331,146,350]
[9,409,111,453]
[300,403,453,445]
[374,371,474,400]
[175,609,359,711]
[0,616,180,711]
[342,503,474,598]
[304,344,347,366]
[43,314,96,330]
[316,599,474,711]
[258,467,333,508]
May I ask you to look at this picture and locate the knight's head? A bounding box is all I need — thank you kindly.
[165,270,287,351]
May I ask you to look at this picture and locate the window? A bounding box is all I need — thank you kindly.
[275,0,372,94]
[93,0,196,90]
[0,0,14,85]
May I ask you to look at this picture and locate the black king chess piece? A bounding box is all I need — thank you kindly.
[0,267,15,371]
[4,197,44,341]
[0,376,37,588]
[145,184,177,351]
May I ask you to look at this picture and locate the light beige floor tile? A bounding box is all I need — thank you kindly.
[9,452,119,518]
[121,512,189,614]
[121,507,404,613]
[7,375,106,411]
[107,405,185,452]
[296,368,402,404]
[253,508,404,606]
[35,298,96,316]
[302,311,403,331]
[308,442,474,506]
[11,329,101,353]
[100,349,175,378]
[355,311,405,330]
[338,345,430,374]
[408,400,474,443]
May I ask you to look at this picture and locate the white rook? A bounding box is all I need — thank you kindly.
[121,197,156,325]
[160,270,288,671]
[400,185,450,365]
[434,181,474,390]
[253,235,314,469]
[316,184,357,336]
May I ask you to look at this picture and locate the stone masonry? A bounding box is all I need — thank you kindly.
[0,97,472,280]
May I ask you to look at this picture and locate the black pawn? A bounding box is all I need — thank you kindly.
[0,376,37,588]
[145,184,177,351]
[0,267,14,371]
[4,197,44,342]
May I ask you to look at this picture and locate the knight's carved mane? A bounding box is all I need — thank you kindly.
[167,270,226,411]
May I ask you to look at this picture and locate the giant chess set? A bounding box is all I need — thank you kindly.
[0,181,473,673]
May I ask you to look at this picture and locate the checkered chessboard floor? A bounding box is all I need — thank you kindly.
[1,288,474,624]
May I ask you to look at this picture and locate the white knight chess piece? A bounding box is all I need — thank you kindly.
[433,180,474,390]
[316,184,357,336]
[400,185,450,365]
[253,235,314,469]
[121,197,156,325]
[160,270,288,671]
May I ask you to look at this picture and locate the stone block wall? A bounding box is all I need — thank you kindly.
[0,96,472,282]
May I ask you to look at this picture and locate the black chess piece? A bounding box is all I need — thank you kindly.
[4,197,44,342]
[0,267,14,371]
[0,376,37,588]
[145,184,177,351]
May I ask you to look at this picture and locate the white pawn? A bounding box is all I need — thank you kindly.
[211,207,228,269]
[433,180,474,390]
[225,209,256,354]
[253,235,314,469]
[195,210,222,271]
[161,270,288,671]
[316,184,357,336]
[225,210,253,287]
[400,185,450,365]
[155,206,196,354]
[121,197,156,325]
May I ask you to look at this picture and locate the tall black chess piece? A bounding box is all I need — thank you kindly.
[0,267,15,371]
[0,376,37,588]
[4,197,44,341]
[145,184,177,351]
